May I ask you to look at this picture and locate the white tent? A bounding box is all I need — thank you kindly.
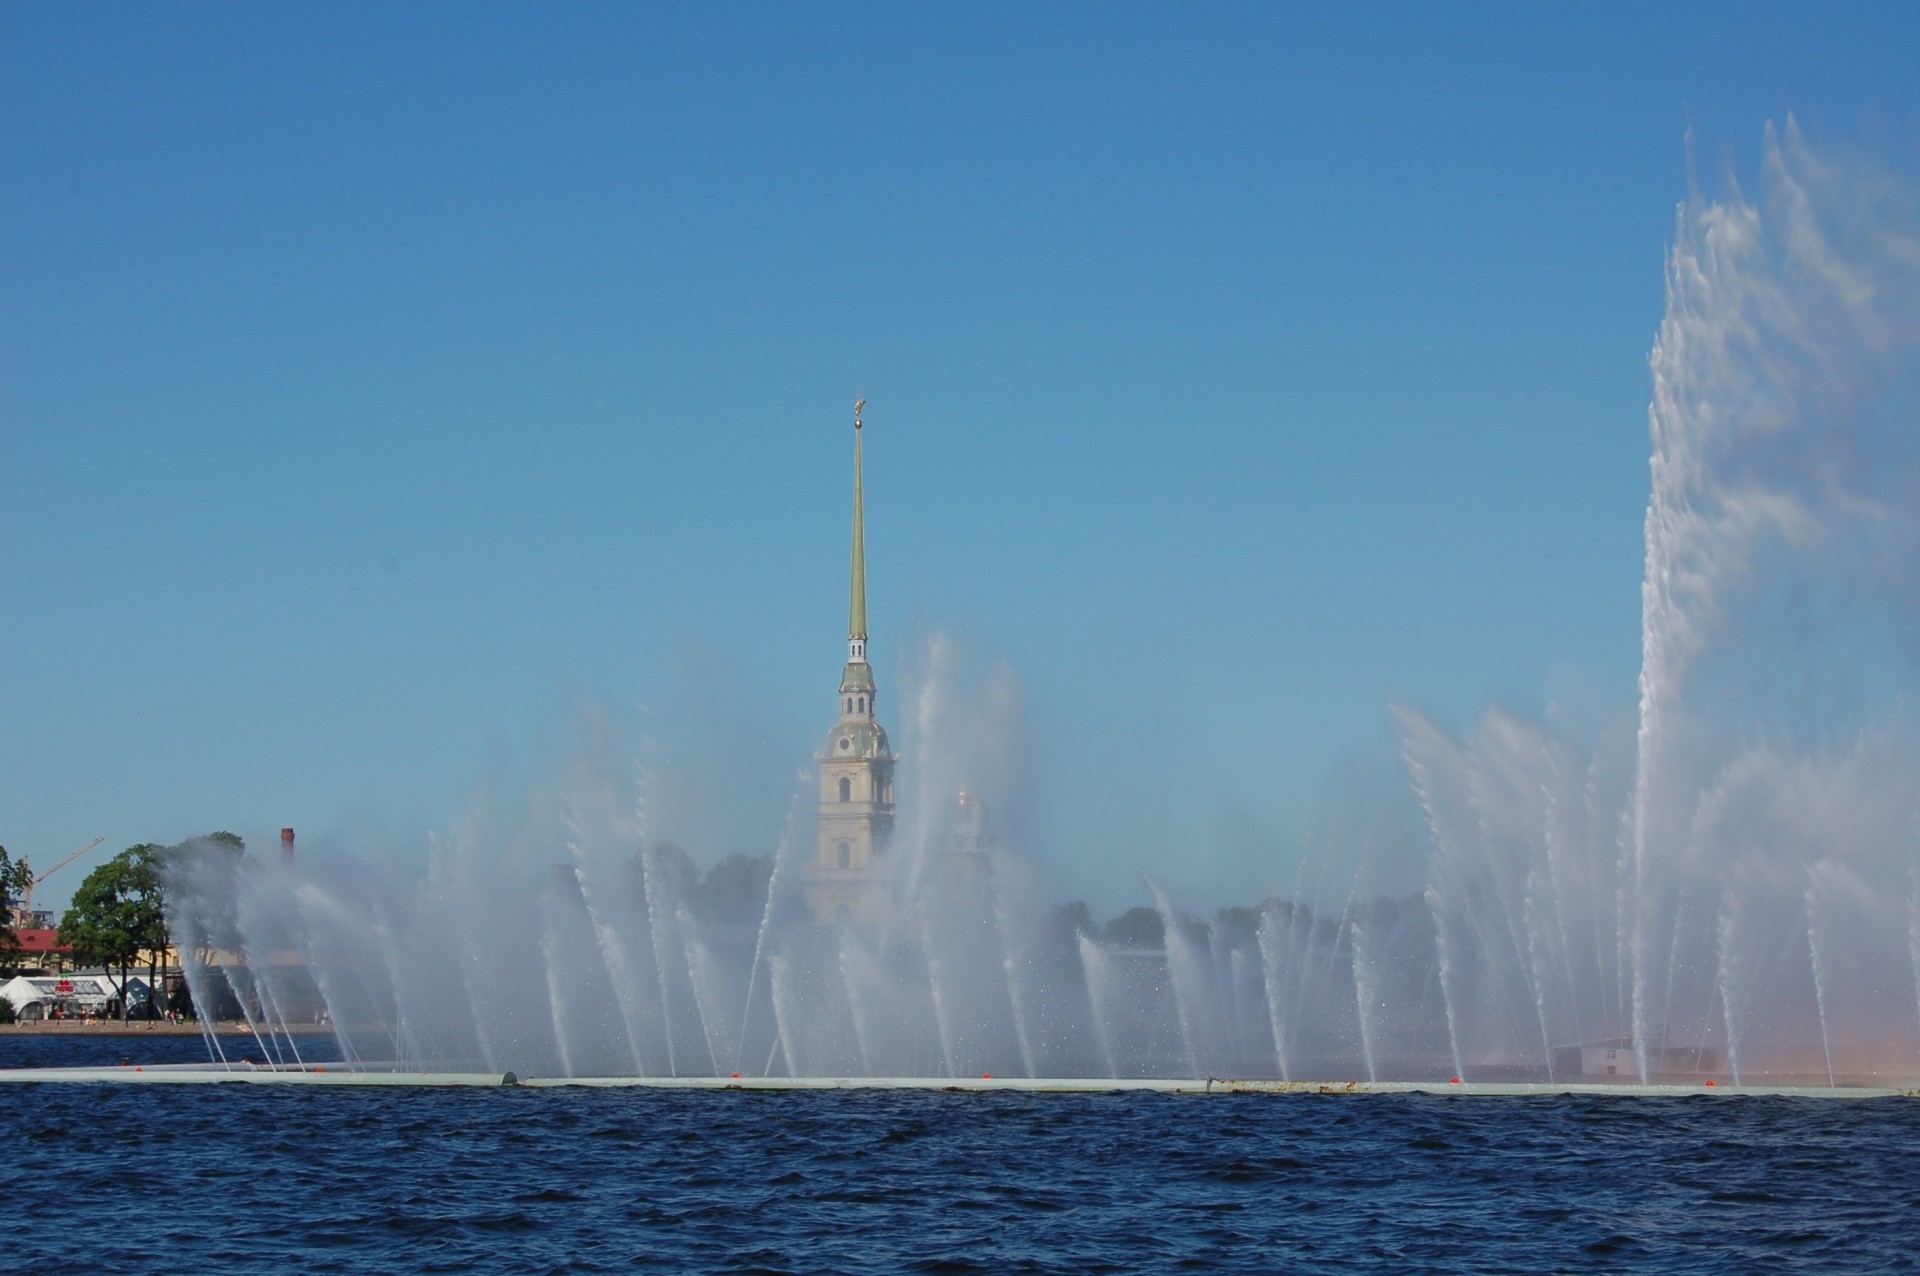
[1,971,153,1020]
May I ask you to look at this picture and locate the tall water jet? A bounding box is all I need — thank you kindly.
[1716,905,1743,1085]
[1805,886,1837,1088]
[989,857,1041,1078]
[1254,903,1295,1081]
[1622,119,1920,1081]
[736,785,806,1072]
[1076,933,1122,1078]
[1149,881,1209,1077]
[1386,123,1920,1088]
[1427,884,1468,1082]
[1349,913,1380,1083]
[1909,882,1920,1051]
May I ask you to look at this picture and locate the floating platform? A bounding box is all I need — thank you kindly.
[0,1063,1914,1098]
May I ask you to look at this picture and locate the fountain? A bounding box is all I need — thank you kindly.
[8,123,1919,1095]
[1398,120,1920,1085]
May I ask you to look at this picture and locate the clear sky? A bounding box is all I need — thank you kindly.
[4,3,1918,917]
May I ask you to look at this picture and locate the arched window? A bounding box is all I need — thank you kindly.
[858,696,866,714]
[836,841,851,869]
[838,777,851,802]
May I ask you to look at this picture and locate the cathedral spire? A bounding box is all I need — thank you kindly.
[848,398,868,665]
[808,396,894,927]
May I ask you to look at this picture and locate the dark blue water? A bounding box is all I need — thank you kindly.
[3,1036,1916,1274]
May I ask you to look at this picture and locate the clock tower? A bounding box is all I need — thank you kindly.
[803,400,896,925]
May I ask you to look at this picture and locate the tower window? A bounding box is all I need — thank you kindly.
[838,777,851,802]
[837,841,851,869]
[858,696,866,714]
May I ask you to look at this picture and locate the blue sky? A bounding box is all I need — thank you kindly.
[4,4,1917,916]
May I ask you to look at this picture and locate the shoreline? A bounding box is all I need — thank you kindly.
[0,1021,334,1036]
[0,1065,1912,1096]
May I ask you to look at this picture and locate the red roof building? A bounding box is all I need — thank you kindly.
[9,928,72,972]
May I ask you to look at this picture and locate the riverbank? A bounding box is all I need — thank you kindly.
[0,1021,333,1036]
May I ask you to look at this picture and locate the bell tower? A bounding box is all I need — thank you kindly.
[804,399,896,925]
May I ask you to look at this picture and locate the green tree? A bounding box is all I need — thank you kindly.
[0,844,26,975]
[1214,906,1263,945]
[1100,906,1166,949]
[692,853,773,924]
[59,845,168,1019]
[158,831,246,970]
[1049,901,1096,951]
[189,831,244,857]
[150,832,247,1014]
[638,841,700,896]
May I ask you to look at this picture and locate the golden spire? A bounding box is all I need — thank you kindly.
[849,398,867,645]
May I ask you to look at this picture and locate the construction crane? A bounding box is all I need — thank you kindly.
[16,836,106,922]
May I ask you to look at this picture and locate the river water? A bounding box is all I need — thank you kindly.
[2,1035,1915,1273]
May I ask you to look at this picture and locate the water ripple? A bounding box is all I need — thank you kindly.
[3,1040,1919,1273]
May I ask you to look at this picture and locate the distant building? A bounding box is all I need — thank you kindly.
[950,788,996,852]
[797,403,1008,927]
[1,971,153,1020]
[941,788,998,898]
[1552,1031,1721,1078]
[803,401,897,926]
[8,927,72,975]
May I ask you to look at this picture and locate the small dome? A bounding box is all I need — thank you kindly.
[824,721,890,758]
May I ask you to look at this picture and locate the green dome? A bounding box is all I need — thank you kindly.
[824,720,890,758]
